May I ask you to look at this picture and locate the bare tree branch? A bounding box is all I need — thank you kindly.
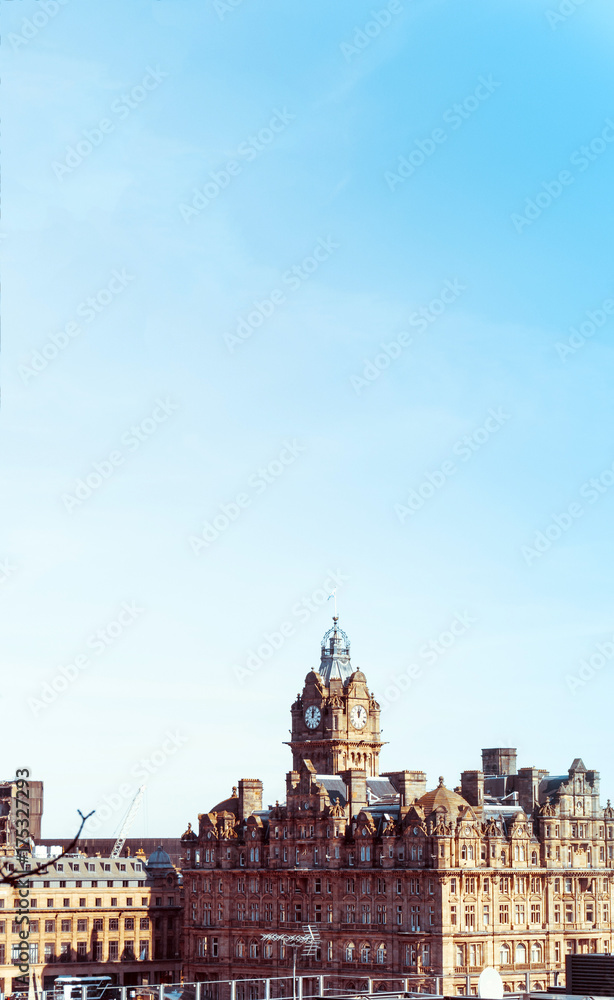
[0,809,95,886]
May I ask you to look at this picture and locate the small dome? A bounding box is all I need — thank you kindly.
[350,669,367,683]
[210,786,239,815]
[417,781,471,820]
[147,845,172,869]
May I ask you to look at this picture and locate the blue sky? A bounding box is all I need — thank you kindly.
[4,0,614,839]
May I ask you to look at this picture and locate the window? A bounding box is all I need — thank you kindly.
[514,903,525,924]
[531,904,541,924]
[410,905,420,931]
[483,904,490,927]
[77,919,87,932]
[376,943,386,965]
[77,942,87,959]
[95,898,102,908]
[79,898,86,908]
[61,919,71,932]
[140,918,149,929]
[126,897,133,907]
[465,905,475,931]
[499,905,509,924]
[451,905,457,926]
[456,945,465,968]
[125,918,135,930]
[93,918,103,931]
[554,905,561,924]
[515,943,527,964]
[500,944,511,965]
[345,942,355,962]
[109,941,119,961]
[47,899,54,908]
[109,919,119,931]
[361,904,371,924]
[531,943,542,964]
[360,943,370,964]
[45,920,55,933]
[376,904,386,924]
[396,905,403,926]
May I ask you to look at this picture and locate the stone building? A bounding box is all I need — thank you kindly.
[180,617,614,994]
[0,847,182,994]
[0,779,43,848]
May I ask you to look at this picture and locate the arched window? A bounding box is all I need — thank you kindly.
[461,846,467,860]
[236,939,245,958]
[532,851,538,866]
[361,943,370,964]
[249,941,259,959]
[376,944,386,965]
[531,943,542,965]
[345,942,355,962]
[515,943,527,964]
[500,944,511,966]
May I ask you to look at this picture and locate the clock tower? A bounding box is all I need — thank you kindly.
[287,617,384,776]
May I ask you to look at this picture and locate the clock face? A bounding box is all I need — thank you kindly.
[304,705,321,729]
[350,705,368,730]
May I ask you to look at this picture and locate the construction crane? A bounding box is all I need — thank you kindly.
[110,786,145,859]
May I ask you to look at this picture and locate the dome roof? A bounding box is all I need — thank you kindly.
[211,787,239,815]
[147,845,172,869]
[417,777,471,819]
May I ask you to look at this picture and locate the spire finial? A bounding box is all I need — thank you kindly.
[327,588,338,618]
